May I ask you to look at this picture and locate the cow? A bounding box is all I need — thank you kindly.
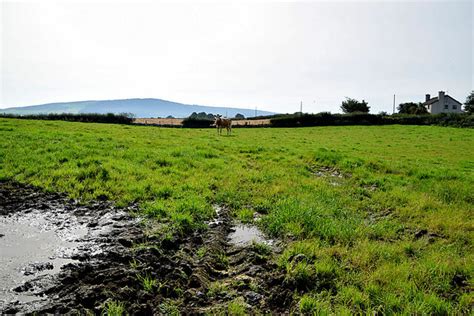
[214,115,232,135]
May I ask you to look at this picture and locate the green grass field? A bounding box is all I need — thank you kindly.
[1,118,473,314]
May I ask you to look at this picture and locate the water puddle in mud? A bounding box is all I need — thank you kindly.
[0,210,87,306]
[208,205,273,247]
[0,203,138,312]
[228,223,273,246]
[0,182,149,313]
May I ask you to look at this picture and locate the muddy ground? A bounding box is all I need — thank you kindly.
[0,181,292,314]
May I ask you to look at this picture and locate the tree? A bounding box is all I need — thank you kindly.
[398,102,428,115]
[340,98,370,113]
[234,113,245,119]
[189,112,213,119]
[465,91,474,114]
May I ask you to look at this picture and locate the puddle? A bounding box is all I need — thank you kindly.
[208,205,273,247]
[228,223,273,246]
[0,210,87,306]
[0,181,142,313]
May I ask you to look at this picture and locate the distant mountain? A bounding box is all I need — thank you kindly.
[0,98,275,118]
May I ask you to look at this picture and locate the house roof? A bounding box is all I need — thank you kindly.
[447,95,463,105]
[422,97,438,106]
[421,95,462,106]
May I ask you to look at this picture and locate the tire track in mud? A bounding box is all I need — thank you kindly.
[181,206,291,314]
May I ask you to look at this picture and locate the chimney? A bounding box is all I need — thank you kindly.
[425,94,430,102]
[439,91,445,104]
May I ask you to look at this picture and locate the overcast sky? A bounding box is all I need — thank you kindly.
[1,0,472,113]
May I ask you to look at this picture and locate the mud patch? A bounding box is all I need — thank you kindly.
[179,206,289,314]
[313,166,346,178]
[1,182,290,314]
[0,181,143,313]
[311,165,350,186]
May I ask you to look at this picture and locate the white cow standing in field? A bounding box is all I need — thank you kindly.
[214,115,232,135]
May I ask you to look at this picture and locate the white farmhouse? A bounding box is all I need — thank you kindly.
[422,91,463,114]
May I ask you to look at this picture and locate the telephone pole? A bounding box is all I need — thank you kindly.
[300,101,303,116]
[393,94,396,114]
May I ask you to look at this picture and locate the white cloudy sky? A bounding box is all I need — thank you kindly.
[1,0,472,113]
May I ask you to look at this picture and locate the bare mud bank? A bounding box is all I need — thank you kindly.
[0,181,143,313]
[0,181,291,314]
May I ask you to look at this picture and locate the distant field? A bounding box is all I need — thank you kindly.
[231,119,271,126]
[134,118,184,125]
[1,118,473,314]
[133,117,271,126]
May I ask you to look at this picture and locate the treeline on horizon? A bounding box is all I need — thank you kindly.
[1,111,473,128]
[0,112,134,124]
[180,112,474,128]
[269,112,474,128]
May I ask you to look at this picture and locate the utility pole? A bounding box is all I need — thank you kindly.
[393,94,396,114]
[300,101,303,116]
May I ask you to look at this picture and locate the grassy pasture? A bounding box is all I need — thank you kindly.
[1,118,473,314]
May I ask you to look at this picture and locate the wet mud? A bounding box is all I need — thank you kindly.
[310,165,351,187]
[0,181,291,314]
[0,181,143,313]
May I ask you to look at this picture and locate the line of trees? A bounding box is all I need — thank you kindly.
[189,112,215,120]
[188,112,246,120]
[339,98,429,115]
[270,112,473,128]
[182,112,246,128]
[397,102,428,115]
[0,112,134,124]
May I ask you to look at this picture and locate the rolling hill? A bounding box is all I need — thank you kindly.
[0,98,275,118]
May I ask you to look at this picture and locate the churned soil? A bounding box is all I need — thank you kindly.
[0,181,291,314]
